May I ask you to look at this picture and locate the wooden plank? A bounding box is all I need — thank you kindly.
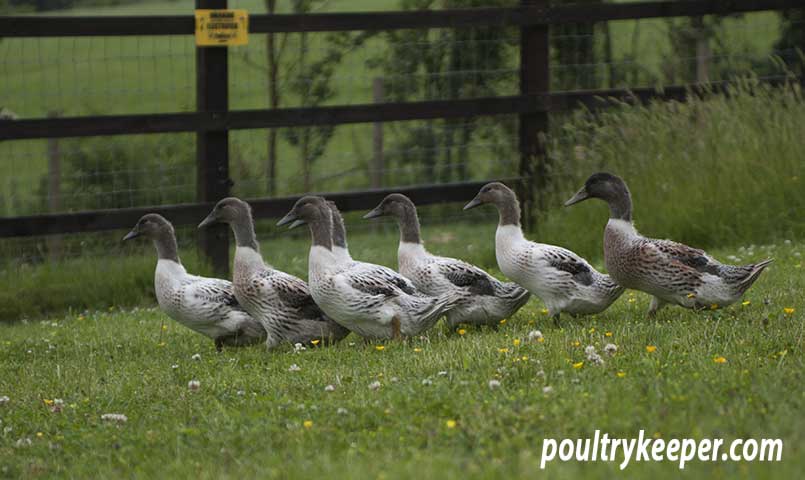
[196,0,231,277]
[0,95,546,140]
[1,78,797,141]
[518,0,550,230]
[2,0,802,37]
[0,180,519,238]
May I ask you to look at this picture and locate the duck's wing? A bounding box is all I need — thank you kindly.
[649,239,720,274]
[435,260,496,296]
[541,247,595,286]
[341,263,406,298]
[258,269,329,321]
[182,276,244,312]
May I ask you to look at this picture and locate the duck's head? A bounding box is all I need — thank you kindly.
[463,182,515,210]
[565,172,629,206]
[364,193,415,220]
[277,195,330,229]
[565,172,632,221]
[198,197,252,229]
[123,213,174,242]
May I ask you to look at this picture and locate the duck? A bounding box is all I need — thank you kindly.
[464,182,624,325]
[198,197,349,348]
[277,195,461,339]
[364,193,531,328]
[564,172,773,315]
[123,213,265,351]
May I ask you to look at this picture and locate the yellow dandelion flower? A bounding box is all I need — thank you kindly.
[646,345,657,353]
[375,345,385,351]
[616,371,626,378]
[540,308,549,315]
[43,399,54,406]
[686,293,696,298]
[653,432,661,439]
[36,432,44,438]
[605,331,613,337]
[499,319,507,325]
[573,341,580,347]
[742,300,751,306]
[303,420,313,429]
[521,355,529,361]
[588,327,595,334]
[713,356,727,364]
[627,298,636,304]
[710,304,719,310]
[457,329,467,336]
[783,307,795,315]
[572,361,584,369]
[498,348,509,353]
[161,325,168,331]
[537,337,545,343]
[414,348,422,353]
[445,419,457,429]
[311,339,320,345]
[158,342,166,347]
[512,339,521,347]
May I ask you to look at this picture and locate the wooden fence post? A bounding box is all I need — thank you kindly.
[519,0,550,231]
[371,77,385,189]
[196,0,231,277]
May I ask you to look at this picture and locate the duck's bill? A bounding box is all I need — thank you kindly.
[463,197,482,211]
[288,219,307,230]
[363,207,383,219]
[564,187,589,206]
[276,211,298,227]
[198,214,217,229]
[122,230,139,242]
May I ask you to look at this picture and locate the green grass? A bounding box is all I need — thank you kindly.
[0,239,802,478]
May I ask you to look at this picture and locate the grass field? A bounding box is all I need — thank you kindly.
[0,235,802,478]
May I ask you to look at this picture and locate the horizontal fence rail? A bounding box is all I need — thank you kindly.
[0,180,520,238]
[1,0,802,37]
[3,78,797,141]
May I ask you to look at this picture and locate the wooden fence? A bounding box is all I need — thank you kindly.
[0,0,801,276]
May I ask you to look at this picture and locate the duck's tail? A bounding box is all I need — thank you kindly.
[735,258,774,295]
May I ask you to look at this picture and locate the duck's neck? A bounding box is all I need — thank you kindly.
[396,203,422,245]
[231,216,260,251]
[495,194,521,228]
[607,188,633,222]
[153,230,180,264]
[331,213,348,251]
[308,215,333,251]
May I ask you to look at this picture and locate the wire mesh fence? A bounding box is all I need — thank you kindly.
[1,2,803,321]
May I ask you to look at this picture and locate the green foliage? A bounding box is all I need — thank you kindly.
[0,241,802,477]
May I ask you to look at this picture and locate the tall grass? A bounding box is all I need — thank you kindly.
[537,79,805,260]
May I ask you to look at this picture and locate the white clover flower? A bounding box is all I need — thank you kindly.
[100,413,128,424]
[438,371,448,377]
[171,364,179,370]
[0,395,9,405]
[368,381,381,391]
[188,380,201,391]
[324,385,336,392]
[294,343,306,353]
[337,407,349,415]
[528,330,544,342]
[587,352,604,365]
[604,343,618,356]
[542,386,554,394]
[536,370,545,378]
[390,377,399,383]
[191,353,201,361]
[14,437,32,448]
[236,390,246,396]
[584,345,597,356]
[288,364,301,372]
[421,378,433,386]
[488,379,501,390]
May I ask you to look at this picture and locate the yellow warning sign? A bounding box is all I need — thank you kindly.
[195,9,248,47]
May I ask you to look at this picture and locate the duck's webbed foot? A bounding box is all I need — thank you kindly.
[214,337,225,352]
